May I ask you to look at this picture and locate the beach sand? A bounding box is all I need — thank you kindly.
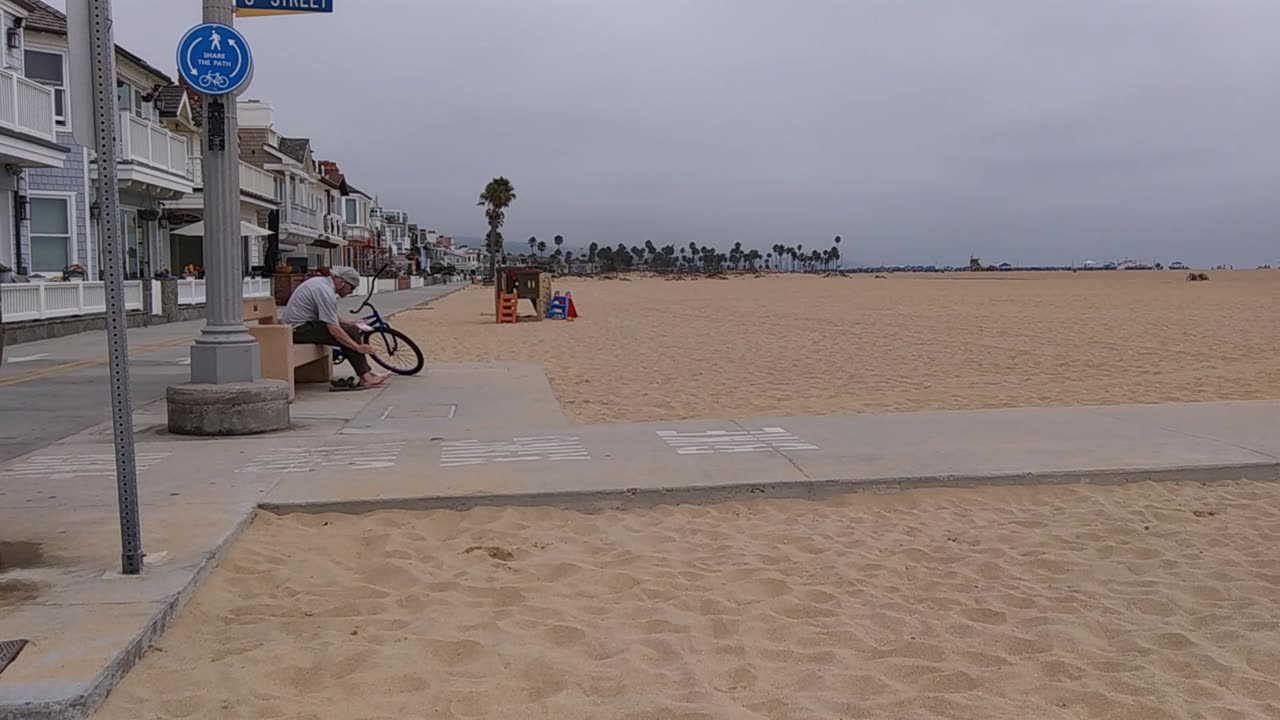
[96,480,1280,719]
[397,271,1280,424]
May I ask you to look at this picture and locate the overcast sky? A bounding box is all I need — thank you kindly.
[56,0,1280,266]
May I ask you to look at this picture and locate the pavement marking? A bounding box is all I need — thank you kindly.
[0,337,192,387]
[0,452,173,480]
[5,353,50,363]
[236,443,407,473]
[656,427,820,455]
[174,358,191,366]
[440,436,590,467]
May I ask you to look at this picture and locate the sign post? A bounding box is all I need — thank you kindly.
[235,0,333,17]
[179,5,259,385]
[67,0,143,575]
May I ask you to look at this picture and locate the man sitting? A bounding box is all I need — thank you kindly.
[280,266,386,388]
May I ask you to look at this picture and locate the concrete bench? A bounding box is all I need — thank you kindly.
[243,298,331,400]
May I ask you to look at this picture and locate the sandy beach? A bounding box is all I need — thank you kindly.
[95,480,1280,719]
[396,271,1280,424]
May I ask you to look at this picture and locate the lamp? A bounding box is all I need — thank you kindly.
[17,194,29,222]
[7,17,23,51]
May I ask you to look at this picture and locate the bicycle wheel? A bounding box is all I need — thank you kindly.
[363,327,424,375]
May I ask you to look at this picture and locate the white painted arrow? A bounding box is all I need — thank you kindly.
[6,353,50,364]
[228,38,242,73]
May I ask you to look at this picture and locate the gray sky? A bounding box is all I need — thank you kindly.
[62,0,1280,265]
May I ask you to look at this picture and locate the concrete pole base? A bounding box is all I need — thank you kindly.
[166,380,290,436]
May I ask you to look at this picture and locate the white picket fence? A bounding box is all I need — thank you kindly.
[1,281,144,322]
[176,278,273,306]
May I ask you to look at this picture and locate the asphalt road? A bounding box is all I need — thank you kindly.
[0,283,463,464]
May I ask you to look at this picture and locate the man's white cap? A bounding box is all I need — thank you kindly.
[331,266,360,288]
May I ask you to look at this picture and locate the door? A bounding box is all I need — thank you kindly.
[118,209,145,279]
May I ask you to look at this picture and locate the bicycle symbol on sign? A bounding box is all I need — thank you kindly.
[198,72,230,90]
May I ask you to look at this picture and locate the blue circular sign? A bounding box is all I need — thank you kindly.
[176,23,253,95]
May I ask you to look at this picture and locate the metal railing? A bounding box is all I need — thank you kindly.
[1,281,143,322]
[176,277,272,306]
[118,113,190,177]
[0,68,57,142]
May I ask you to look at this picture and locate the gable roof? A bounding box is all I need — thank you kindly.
[154,85,187,117]
[13,0,174,84]
[277,137,311,164]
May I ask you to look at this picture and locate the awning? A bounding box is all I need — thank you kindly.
[171,220,273,238]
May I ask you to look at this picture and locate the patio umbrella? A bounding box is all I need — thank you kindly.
[171,220,273,237]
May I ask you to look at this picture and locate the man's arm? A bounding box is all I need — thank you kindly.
[318,291,371,354]
[326,323,371,353]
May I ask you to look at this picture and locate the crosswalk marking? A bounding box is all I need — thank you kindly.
[441,436,590,467]
[1,453,172,480]
[656,427,819,455]
[235,443,406,473]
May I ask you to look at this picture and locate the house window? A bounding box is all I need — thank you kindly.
[343,198,359,225]
[30,195,72,274]
[25,49,67,126]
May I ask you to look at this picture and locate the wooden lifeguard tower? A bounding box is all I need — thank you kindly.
[495,266,553,322]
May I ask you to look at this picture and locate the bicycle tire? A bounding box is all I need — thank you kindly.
[363,327,424,375]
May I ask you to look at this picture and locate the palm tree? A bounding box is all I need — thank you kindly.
[554,235,564,256]
[537,240,547,258]
[528,236,538,257]
[478,177,516,279]
[766,252,772,270]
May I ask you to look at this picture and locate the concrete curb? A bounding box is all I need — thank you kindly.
[259,461,1280,516]
[0,509,260,720]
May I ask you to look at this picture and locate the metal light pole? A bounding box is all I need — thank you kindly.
[189,0,259,384]
[84,0,143,575]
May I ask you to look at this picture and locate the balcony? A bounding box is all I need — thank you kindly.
[323,213,344,238]
[97,112,193,198]
[0,67,64,168]
[184,156,278,206]
[344,225,376,246]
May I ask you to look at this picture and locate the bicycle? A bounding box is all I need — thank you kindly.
[199,73,229,90]
[333,266,425,375]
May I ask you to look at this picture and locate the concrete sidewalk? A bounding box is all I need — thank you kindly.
[0,283,465,465]
[1,373,1278,717]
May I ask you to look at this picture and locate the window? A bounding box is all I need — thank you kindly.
[30,195,72,274]
[344,198,359,226]
[115,83,148,120]
[289,176,297,204]
[25,49,66,126]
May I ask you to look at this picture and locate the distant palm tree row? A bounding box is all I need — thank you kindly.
[517,236,845,274]
[482,177,844,277]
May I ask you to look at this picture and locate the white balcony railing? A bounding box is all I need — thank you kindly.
[0,68,57,142]
[323,213,345,238]
[176,277,273,306]
[119,113,190,177]
[188,156,277,201]
[344,226,376,245]
[1,281,143,322]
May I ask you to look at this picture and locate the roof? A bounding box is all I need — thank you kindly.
[277,137,311,164]
[320,173,349,194]
[154,85,186,117]
[13,0,174,84]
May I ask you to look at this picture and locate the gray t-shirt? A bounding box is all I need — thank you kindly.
[280,276,339,327]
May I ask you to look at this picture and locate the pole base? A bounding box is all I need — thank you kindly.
[166,380,290,436]
[190,340,261,385]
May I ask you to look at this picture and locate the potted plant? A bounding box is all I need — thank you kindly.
[0,263,13,284]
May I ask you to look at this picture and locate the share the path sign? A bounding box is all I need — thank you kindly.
[236,0,333,17]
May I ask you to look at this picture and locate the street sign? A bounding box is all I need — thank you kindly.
[236,0,333,17]
[176,23,253,95]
